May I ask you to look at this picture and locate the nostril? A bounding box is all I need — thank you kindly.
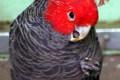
[73,30,80,38]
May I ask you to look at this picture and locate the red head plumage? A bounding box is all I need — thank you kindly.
[44,0,107,34]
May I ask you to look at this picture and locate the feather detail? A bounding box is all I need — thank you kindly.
[98,0,109,6]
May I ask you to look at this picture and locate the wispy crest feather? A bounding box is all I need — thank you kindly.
[97,0,109,6]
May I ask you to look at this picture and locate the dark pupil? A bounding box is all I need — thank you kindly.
[69,12,74,19]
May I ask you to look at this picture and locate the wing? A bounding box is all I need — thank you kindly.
[9,0,48,80]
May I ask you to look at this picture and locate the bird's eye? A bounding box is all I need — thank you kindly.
[68,12,75,21]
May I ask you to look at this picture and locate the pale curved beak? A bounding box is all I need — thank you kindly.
[70,25,91,42]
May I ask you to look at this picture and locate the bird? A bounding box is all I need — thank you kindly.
[9,0,106,80]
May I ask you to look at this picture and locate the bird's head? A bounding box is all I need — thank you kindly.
[44,0,107,42]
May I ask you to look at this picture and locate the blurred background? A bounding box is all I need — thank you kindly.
[0,0,120,80]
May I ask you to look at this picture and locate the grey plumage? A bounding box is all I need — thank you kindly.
[9,0,103,80]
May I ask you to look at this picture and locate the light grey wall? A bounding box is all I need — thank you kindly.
[0,0,119,22]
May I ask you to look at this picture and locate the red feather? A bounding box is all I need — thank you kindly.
[98,0,109,6]
[43,0,103,34]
